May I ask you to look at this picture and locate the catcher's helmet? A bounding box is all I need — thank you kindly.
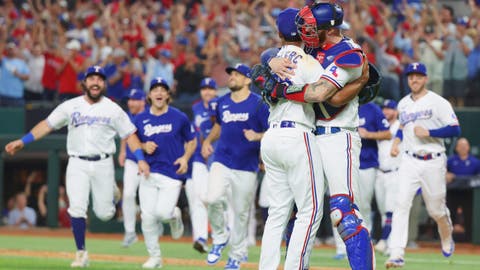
[84,65,106,80]
[295,3,344,47]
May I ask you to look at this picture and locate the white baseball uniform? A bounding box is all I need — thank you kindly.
[260,44,325,270]
[46,96,136,220]
[307,38,375,269]
[388,91,459,259]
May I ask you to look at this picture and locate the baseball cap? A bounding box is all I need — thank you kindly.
[127,88,146,100]
[405,62,427,76]
[84,65,106,80]
[66,39,81,50]
[149,77,170,91]
[200,77,217,90]
[276,8,300,41]
[381,99,398,110]
[226,63,251,78]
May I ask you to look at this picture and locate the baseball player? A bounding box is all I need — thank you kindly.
[258,3,377,269]
[118,88,147,247]
[4,65,149,268]
[185,77,218,253]
[133,77,197,269]
[385,62,461,268]
[357,102,392,232]
[374,99,401,255]
[201,63,269,270]
[331,101,391,260]
[258,8,325,270]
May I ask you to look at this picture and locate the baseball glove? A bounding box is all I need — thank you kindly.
[358,63,382,104]
[250,64,279,106]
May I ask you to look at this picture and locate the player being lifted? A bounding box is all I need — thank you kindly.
[4,66,150,268]
[253,2,377,270]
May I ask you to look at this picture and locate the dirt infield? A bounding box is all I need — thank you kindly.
[1,227,479,269]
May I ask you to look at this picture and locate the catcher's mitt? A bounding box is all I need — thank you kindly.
[250,64,279,106]
[358,63,382,104]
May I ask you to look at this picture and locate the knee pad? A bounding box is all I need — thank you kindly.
[330,195,362,241]
[330,195,374,270]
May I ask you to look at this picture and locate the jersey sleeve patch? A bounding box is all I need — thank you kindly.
[334,51,363,68]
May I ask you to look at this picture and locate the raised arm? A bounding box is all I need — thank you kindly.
[5,120,54,155]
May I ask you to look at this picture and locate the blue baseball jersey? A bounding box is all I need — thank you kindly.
[447,154,480,176]
[358,102,390,169]
[134,106,196,180]
[211,92,269,172]
[191,99,217,164]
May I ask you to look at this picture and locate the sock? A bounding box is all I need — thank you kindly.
[381,212,393,240]
[71,217,86,250]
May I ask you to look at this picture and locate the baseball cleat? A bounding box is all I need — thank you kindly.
[193,238,208,253]
[442,239,455,258]
[385,257,404,269]
[122,232,138,248]
[71,250,89,268]
[169,207,184,240]
[206,241,228,265]
[224,257,241,270]
[142,256,162,269]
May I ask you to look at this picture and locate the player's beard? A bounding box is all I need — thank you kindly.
[229,85,242,92]
[85,84,105,102]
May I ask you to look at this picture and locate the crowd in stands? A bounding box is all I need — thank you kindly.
[0,0,479,109]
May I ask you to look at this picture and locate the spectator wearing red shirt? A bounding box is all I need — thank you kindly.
[57,39,85,101]
[41,44,64,102]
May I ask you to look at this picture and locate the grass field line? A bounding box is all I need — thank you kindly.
[0,249,349,270]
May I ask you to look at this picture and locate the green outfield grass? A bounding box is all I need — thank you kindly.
[0,234,479,270]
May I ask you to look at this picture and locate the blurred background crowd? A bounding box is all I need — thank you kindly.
[0,0,479,111]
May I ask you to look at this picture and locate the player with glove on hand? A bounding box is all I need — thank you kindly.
[252,3,379,270]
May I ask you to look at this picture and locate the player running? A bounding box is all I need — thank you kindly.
[118,88,147,248]
[385,62,460,268]
[4,65,149,268]
[133,77,197,269]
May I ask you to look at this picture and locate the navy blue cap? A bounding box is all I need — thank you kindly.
[127,88,146,100]
[149,77,170,91]
[84,65,106,80]
[405,62,427,76]
[226,63,251,78]
[382,99,398,109]
[276,8,300,41]
[200,77,217,89]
